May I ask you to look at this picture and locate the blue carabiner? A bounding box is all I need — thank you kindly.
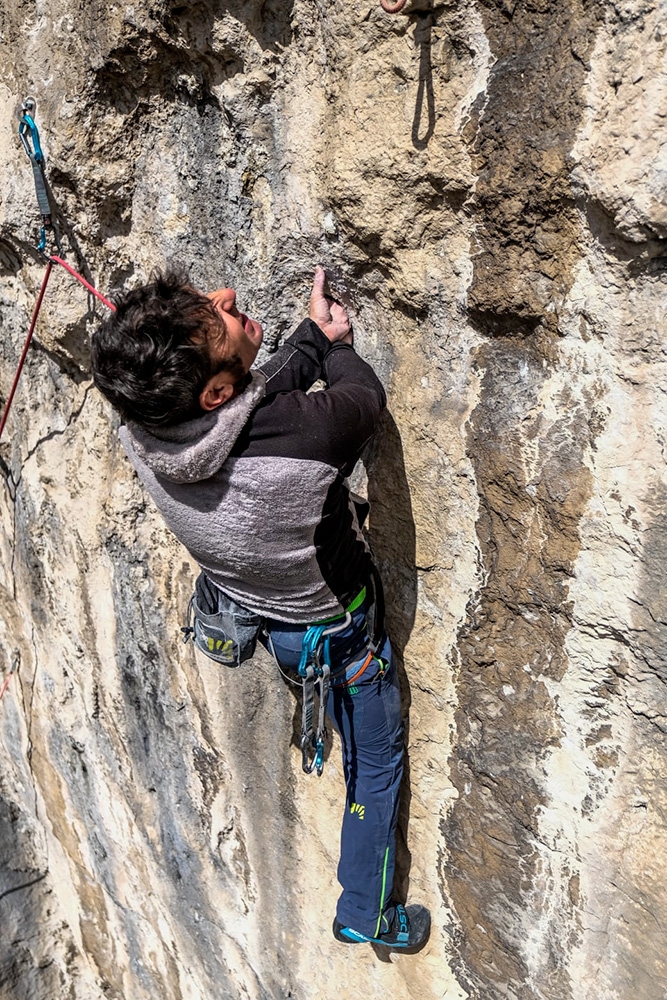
[298,625,329,678]
[314,739,324,776]
[19,99,44,163]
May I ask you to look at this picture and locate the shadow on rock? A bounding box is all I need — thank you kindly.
[365,409,418,910]
[411,13,436,150]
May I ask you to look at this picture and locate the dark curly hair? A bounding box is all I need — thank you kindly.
[91,269,246,427]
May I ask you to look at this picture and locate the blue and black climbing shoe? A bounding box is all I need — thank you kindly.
[333,903,431,951]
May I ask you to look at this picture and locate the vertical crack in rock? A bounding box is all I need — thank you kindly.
[635,483,667,704]
[444,2,604,998]
[20,382,93,474]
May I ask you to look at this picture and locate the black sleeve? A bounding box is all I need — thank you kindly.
[257,319,333,394]
[312,343,387,473]
[239,341,387,476]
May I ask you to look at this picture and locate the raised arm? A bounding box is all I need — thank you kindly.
[258,266,353,394]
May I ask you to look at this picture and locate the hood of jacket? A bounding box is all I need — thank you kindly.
[118,370,266,484]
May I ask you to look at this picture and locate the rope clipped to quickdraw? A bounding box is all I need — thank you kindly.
[380,0,408,12]
[0,101,116,444]
[0,99,117,706]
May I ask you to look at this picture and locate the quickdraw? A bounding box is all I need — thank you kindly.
[18,97,61,255]
[380,0,408,12]
[0,99,117,706]
[297,614,351,776]
[292,566,386,775]
[0,99,115,444]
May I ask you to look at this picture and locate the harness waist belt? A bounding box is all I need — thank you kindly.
[314,586,367,626]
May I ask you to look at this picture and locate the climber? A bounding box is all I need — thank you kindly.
[90,266,430,951]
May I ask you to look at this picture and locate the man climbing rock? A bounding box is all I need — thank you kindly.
[91,266,430,951]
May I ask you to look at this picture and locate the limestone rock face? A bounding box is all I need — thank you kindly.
[0,2,666,998]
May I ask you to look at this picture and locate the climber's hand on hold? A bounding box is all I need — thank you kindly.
[310,266,353,345]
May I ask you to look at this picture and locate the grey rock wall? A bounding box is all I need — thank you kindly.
[0,1,666,998]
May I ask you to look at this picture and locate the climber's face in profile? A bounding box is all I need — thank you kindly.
[206,287,263,375]
[195,287,264,412]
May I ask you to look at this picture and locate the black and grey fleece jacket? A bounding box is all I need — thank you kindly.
[119,320,386,624]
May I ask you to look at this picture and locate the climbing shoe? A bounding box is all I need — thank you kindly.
[333,903,431,951]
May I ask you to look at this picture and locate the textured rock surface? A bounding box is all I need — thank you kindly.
[0,1,666,998]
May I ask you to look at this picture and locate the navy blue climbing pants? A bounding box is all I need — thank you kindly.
[264,606,404,938]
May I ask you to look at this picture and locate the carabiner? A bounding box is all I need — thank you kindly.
[313,738,325,777]
[301,732,318,774]
[18,98,44,163]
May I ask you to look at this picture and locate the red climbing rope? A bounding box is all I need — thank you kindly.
[0,260,54,441]
[0,256,116,441]
[50,256,116,312]
[0,655,19,705]
[380,0,407,12]
[1,101,119,707]
[0,255,115,704]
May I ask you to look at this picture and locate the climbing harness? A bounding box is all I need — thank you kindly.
[0,101,116,443]
[184,566,384,778]
[380,0,407,12]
